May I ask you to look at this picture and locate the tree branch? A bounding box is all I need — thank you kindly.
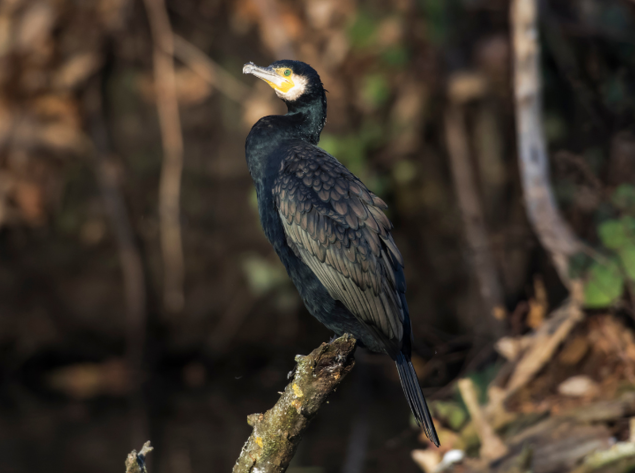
[172,34,250,104]
[444,103,505,336]
[233,334,357,473]
[84,81,147,378]
[510,0,582,287]
[142,0,185,314]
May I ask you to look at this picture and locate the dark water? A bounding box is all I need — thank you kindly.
[0,348,429,473]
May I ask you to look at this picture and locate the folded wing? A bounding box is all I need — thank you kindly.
[273,141,406,343]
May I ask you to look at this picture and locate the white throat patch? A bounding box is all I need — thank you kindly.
[275,74,309,101]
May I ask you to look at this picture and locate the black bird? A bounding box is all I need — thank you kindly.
[243,60,439,446]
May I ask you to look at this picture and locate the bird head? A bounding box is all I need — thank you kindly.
[242,60,324,105]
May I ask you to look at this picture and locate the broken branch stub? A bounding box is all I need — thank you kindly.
[125,441,153,473]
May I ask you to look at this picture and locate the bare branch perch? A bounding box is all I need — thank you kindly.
[511,0,581,286]
[233,334,357,473]
[142,0,185,313]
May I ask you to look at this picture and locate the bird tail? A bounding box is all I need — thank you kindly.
[395,352,440,447]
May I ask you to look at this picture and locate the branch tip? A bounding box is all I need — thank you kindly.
[125,441,153,473]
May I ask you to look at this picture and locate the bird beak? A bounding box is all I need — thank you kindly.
[243,62,291,89]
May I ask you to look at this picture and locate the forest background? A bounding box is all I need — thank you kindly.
[1,0,635,472]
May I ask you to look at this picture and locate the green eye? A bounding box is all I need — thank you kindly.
[284,69,291,77]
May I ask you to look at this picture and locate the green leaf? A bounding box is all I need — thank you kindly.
[241,255,288,296]
[624,216,635,234]
[569,252,593,280]
[601,75,627,114]
[611,184,635,213]
[348,12,377,49]
[393,160,418,185]
[381,46,409,67]
[418,0,449,45]
[619,246,635,281]
[583,259,624,308]
[361,74,390,108]
[468,362,503,404]
[317,134,339,157]
[544,113,566,142]
[598,219,628,249]
[431,400,467,431]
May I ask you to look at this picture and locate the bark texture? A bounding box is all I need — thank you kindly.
[511,0,581,286]
[233,334,357,473]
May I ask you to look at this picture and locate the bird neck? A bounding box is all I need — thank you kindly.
[244,93,327,192]
[285,94,327,145]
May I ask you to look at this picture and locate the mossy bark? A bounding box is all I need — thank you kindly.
[233,334,357,473]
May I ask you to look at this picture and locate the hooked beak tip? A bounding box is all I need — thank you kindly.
[243,62,256,75]
[242,62,290,89]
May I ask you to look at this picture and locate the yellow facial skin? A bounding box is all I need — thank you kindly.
[243,63,302,99]
[262,68,294,93]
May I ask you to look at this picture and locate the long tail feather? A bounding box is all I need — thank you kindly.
[395,352,440,447]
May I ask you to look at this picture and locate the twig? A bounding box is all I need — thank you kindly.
[504,298,584,397]
[125,441,154,473]
[173,35,250,104]
[84,81,147,378]
[458,378,508,461]
[444,104,505,335]
[142,0,185,313]
[511,0,581,287]
[577,442,635,473]
[94,157,147,369]
[233,334,357,473]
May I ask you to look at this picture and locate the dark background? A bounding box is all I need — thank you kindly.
[1,0,635,472]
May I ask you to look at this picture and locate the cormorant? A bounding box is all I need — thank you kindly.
[243,60,439,446]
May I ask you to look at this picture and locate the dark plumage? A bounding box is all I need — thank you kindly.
[243,59,439,446]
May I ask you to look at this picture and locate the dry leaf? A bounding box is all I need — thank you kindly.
[175,68,212,105]
[496,336,523,361]
[17,2,55,52]
[14,179,44,224]
[411,449,441,473]
[448,72,487,104]
[80,219,107,245]
[527,276,547,329]
[54,52,101,90]
[47,359,130,399]
[558,375,599,398]
[39,122,85,152]
[559,335,589,365]
[305,0,337,29]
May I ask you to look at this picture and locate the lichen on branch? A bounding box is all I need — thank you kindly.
[233,334,357,473]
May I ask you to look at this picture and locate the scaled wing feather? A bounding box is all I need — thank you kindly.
[274,142,406,342]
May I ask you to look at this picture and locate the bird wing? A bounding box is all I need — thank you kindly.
[273,141,406,342]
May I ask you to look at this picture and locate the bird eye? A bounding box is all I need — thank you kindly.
[284,69,292,77]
